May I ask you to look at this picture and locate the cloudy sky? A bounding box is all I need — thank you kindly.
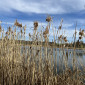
[0,0,85,42]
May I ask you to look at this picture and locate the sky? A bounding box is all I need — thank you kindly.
[0,0,85,42]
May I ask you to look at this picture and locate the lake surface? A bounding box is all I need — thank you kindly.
[21,46,85,72]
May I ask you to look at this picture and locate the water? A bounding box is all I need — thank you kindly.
[21,46,85,70]
[20,46,85,83]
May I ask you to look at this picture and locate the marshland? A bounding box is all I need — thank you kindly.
[0,16,85,85]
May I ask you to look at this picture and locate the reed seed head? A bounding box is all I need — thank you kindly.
[14,19,22,27]
[8,26,11,32]
[58,25,62,30]
[46,16,52,22]
[59,35,62,39]
[63,37,67,42]
[34,21,38,30]
[29,33,31,37]
[79,31,84,36]
[79,36,82,40]
[5,31,8,35]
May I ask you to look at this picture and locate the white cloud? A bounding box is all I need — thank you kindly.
[62,24,73,28]
[0,0,85,14]
[49,29,79,37]
[2,22,14,25]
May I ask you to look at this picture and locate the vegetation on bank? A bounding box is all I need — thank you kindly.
[0,39,85,48]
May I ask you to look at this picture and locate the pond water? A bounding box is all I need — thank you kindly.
[21,46,85,73]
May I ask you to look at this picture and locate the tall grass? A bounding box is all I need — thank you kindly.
[0,17,85,85]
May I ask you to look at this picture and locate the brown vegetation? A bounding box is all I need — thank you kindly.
[0,16,85,85]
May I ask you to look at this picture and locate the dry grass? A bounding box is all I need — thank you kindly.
[0,16,85,85]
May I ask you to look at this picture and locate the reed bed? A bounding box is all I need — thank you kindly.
[0,17,85,85]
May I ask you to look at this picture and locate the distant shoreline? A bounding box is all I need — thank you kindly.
[0,39,85,50]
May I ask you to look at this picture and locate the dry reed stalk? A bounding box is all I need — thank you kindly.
[0,17,85,85]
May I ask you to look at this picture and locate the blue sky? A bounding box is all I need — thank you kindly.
[0,0,85,42]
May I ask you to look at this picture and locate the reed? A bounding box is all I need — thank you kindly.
[0,17,85,85]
